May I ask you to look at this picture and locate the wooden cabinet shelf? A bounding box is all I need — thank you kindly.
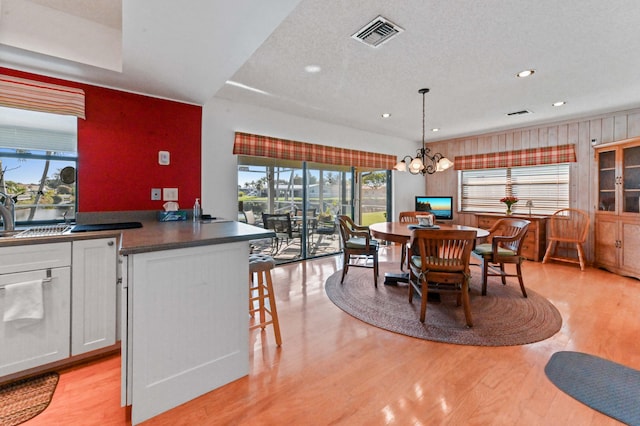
[475,214,548,261]
[595,137,640,278]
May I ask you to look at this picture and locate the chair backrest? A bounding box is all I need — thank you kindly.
[244,210,257,225]
[409,229,476,274]
[262,213,293,237]
[491,218,530,255]
[548,208,590,243]
[337,215,370,245]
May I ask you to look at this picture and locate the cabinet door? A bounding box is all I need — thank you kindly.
[595,217,619,269]
[0,267,71,377]
[622,145,640,214]
[597,149,617,213]
[620,220,640,276]
[71,238,117,355]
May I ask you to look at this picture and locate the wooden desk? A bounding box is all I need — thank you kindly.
[369,222,489,285]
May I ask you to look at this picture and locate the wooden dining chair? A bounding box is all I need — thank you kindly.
[337,215,379,286]
[407,229,476,326]
[471,218,530,297]
[398,211,434,270]
[543,208,590,270]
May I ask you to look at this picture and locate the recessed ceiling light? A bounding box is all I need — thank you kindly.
[516,69,535,78]
[431,128,439,132]
[552,101,566,107]
[304,65,321,73]
[381,113,391,118]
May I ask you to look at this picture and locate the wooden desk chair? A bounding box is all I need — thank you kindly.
[543,208,590,270]
[337,215,379,286]
[399,211,434,270]
[407,229,476,326]
[472,218,530,297]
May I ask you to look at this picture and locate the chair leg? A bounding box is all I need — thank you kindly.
[461,277,473,327]
[373,252,379,288]
[419,278,429,322]
[499,263,507,285]
[340,253,348,284]
[400,243,406,271]
[481,259,489,296]
[577,243,586,271]
[516,262,527,298]
[542,240,557,264]
[264,269,282,346]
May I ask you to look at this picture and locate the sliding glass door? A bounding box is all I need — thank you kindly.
[238,157,391,263]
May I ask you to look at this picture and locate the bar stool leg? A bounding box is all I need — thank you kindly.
[264,269,282,346]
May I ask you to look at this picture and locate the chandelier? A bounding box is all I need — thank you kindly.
[394,88,454,175]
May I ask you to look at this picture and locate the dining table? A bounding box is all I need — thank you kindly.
[369,221,490,285]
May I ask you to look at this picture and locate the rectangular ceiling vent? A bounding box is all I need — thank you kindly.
[506,109,533,116]
[351,16,404,48]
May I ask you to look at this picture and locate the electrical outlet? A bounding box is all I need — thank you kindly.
[163,188,178,201]
[151,188,161,200]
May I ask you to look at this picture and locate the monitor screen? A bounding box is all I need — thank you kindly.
[415,196,454,221]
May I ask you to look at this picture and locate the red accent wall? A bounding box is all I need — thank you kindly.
[1,67,202,212]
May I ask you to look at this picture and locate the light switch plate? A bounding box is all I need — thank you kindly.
[151,188,161,200]
[158,151,170,165]
[163,188,178,201]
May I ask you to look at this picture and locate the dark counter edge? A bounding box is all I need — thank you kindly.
[119,221,275,256]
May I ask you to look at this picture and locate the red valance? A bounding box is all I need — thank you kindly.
[0,74,85,119]
[454,144,576,170]
[233,132,397,170]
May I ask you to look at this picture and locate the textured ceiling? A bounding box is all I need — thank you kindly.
[2,0,640,143]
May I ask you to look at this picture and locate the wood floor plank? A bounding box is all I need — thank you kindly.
[22,247,640,425]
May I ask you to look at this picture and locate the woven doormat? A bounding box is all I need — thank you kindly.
[545,352,640,425]
[0,372,59,426]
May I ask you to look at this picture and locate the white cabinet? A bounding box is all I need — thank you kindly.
[71,238,117,355]
[0,243,72,377]
[123,242,250,425]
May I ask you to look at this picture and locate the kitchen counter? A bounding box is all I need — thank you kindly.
[119,220,274,255]
[118,218,275,425]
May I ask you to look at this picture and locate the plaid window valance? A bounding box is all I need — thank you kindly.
[233,132,397,170]
[0,74,85,119]
[454,144,576,170]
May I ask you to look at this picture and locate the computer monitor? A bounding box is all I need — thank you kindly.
[415,196,454,221]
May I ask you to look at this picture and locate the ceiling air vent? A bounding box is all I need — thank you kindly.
[351,16,404,48]
[506,109,533,116]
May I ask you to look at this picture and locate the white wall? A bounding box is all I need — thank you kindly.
[201,97,424,221]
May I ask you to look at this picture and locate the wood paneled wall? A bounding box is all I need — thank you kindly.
[425,107,640,263]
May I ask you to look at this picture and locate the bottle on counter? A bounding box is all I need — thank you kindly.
[193,198,201,222]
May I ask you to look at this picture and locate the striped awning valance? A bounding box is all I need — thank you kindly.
[0,74,85,119]
[233,132,397,170]
[454,144,577,170]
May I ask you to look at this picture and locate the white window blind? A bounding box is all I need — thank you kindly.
[0,106,77,153]
[460,164,570,215]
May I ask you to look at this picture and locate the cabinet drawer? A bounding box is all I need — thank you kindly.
[0,242,71,275]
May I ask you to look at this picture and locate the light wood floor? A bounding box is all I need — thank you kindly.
[24,246,640,425]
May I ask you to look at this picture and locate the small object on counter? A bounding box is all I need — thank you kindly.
[157,210,187,221]
[193,198,201,222]
[163,201,179,211]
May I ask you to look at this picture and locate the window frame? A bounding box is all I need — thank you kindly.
[459,163,570,216]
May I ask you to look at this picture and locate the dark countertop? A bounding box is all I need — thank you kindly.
[118,220,274,255]
[0,218,274,255]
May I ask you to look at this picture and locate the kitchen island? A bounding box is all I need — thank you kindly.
[118,219,274,425]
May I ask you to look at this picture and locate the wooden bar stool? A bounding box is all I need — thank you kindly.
[249,254,282,346]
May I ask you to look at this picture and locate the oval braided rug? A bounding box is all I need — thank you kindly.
[325,262,562,346]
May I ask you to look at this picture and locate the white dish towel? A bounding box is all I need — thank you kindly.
[3,279,44,322]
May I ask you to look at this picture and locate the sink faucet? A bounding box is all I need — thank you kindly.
[0,192,15,231]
